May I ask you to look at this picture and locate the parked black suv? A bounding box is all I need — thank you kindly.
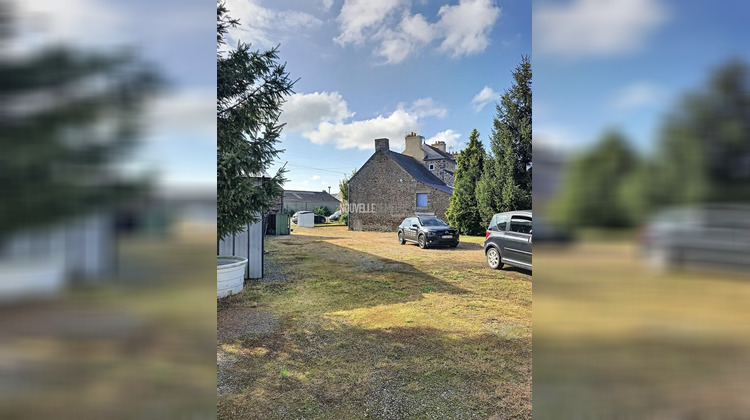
[484,210,532,270]
[398,214,459,249]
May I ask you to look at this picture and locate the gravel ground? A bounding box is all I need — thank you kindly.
[217,255,286,396]
[259,250,288,283]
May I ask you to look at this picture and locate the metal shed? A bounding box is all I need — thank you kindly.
[217,219,263,279]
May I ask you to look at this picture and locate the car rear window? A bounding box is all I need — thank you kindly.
[490,215,508,231]
[509,216,532,234]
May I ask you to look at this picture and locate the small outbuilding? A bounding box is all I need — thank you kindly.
[296,212,315,227]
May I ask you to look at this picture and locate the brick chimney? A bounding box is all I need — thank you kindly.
[431,141,446,153]
[375,138,389,152]
[403,132,424,161]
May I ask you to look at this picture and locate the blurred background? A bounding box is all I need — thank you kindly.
[0,0,216,418]
[533,0,750,418]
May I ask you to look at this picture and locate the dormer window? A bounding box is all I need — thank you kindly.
[429,164,434,170]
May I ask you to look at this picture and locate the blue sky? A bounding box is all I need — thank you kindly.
[223,0,531,192]
[534,0,750,156]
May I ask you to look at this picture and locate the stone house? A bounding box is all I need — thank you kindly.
[348,133,455,231]
[401,132,457,186]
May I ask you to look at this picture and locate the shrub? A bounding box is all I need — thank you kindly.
[314,206,332,217]
[340,213,349,224]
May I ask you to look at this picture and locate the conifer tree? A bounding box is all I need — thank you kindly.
[0,3,160,238]
[477,56,532,222]
[446,129,486,235]
[217,1,294,240]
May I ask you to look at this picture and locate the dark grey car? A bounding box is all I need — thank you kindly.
[483,210,532,270]
[398,215,459,249]
[640,204,750,272]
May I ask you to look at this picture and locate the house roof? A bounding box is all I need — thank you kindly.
[422,143,456,161]
[388,152,454,194]
[283,190,340,204]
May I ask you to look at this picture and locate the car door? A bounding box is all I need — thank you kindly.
[504,215,532,267]
[408,217,420,241]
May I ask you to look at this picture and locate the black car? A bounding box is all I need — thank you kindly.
[484,210,532,270]
[398,215,459,249]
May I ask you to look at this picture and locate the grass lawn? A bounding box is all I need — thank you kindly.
[218,226,531,419]
[533,241,750,418]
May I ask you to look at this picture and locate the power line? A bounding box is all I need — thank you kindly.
[284,162,350,176]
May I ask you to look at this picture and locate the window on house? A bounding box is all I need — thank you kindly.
[416,193,428,207]
[429,164,434,170]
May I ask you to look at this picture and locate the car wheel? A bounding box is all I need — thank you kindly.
[486,247,502,269]
[418,234,427,249]
[398,232,405,245]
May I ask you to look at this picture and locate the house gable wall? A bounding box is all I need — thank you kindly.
[349,151,452,231]
[424,158,455,185]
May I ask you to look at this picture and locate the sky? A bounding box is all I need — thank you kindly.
[8,0,216,191]
[533,0,750,156]
[223,0,531,193]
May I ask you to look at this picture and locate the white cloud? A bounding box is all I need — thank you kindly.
[146,89,216,141]
[436,0,501,58]
[611,82,662,110]
[533,126,578,154]
[334,0,405,46]
[374,12,438,64]
[307,109,419,150]
[311,175,321,180]
[281,92,354,133]
[13,0,123,46]
[470,86,502,112]
[282,92,456,151]
[534,0,668,59]
[426,129,462,149]
[225,0,323,48]
[405,97,447,118]
[334,0,500,64]
[322,0,334,11]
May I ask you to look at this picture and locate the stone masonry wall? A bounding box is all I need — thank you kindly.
[424,158,455,186]
[349,151,452,231]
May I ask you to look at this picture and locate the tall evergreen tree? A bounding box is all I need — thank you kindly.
[550,129,638,228]
[0,3,161,239]
[217,1,294,240]
[476,56,532,222]
[446,129,486,235]
[651,59,750,205]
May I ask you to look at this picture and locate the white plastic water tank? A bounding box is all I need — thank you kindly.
[217,256,247,298]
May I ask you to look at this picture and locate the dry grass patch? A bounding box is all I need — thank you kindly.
[534,241,750,418]
[218,226,531,419]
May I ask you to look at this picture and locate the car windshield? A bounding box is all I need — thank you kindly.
[419,217,448,227]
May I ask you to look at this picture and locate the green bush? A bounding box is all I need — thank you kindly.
[314,206,332,217]
[340,213,349,224]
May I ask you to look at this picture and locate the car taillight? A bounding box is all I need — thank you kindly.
[485,231,491,239]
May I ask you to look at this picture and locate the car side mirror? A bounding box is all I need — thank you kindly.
[412,224,418,228]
